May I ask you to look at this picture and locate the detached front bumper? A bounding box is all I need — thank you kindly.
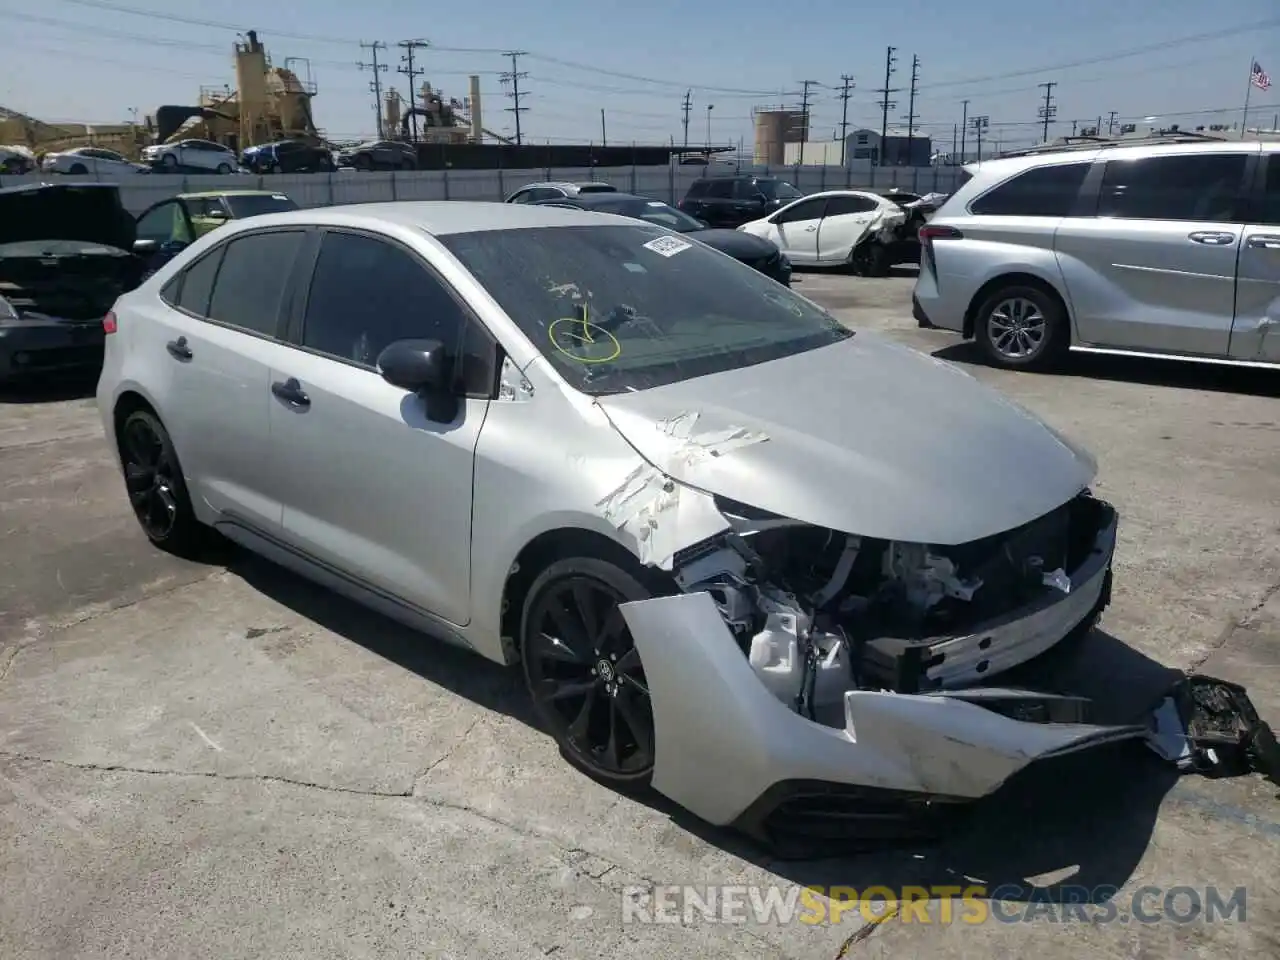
[618,500,1142,838]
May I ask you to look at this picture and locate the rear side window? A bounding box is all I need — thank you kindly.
[1099,153,1249,222]
[175,248,225,316]
[685,181,710,198]
[824,195,880,216]
[206,231,305,336]
[969,162,1090,217]
[704,180,735,199]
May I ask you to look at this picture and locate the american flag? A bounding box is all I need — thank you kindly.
[1251,61,1271,91]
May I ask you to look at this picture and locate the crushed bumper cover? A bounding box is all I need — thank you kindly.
[620,583,1148,834]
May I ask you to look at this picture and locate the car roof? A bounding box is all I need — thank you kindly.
[209,200,632,236]
[0,181,120,198]
[176,190,290,199]
[551,192,664,207]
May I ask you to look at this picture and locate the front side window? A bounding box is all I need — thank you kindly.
[756,179,803,201]
[969,161,1090,217]
[1098,153,1249,222]
[136,201,193,244]
[206,231,305,336]
[773,197,827,224]
[440,223,852,396]
[703,180,735,199]
[684,181,710,199]
[300,231,467,367]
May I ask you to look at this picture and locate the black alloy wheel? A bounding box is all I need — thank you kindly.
[118,410,206,555]
[522,560,656,786]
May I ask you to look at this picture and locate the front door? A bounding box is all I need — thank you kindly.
[270,228,487,626]
[1057,148,1257,356]
[1231,152,1280,362]
[767,196,828,264]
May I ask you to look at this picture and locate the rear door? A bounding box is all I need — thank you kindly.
[694,178,737,227]
[1231,150,1280,362]
[816,193,883,263]
[145,229,309,534]
[766,196,828,264]
[1056,146,1258,355]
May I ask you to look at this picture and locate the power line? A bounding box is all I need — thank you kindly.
[837,75,855,166]
[681,90,693,149]
[876,46,900,165]
[501,51,530,146]
[798,80,818,165]
[1037,81,1058,142]
[396,39,429,142]
[903,55,921,159]
[358,41,388,139]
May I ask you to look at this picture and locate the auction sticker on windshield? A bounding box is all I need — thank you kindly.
[642,236,692,257]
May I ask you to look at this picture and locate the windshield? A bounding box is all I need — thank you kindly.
[224,194,299,218]
[440,224,851,396]
[757,179,803,201]
[588,198,706,232]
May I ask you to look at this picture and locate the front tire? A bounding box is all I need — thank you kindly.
[160,153,178,170]
[68,163,88,175]
[974,283,1069,371]
[520,557,656,788]
[117,410,208,557]
[215,163,232,174]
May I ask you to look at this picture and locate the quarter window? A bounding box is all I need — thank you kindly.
[1098,153,1249,222]
[206,231,304,336]
[174,248,225,316]
[300,232,468,367]
[969,161,1090,217]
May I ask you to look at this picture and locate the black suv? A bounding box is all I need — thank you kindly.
[241,139,334,174]
[677,175,804,228]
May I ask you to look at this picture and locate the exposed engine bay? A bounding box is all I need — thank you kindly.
[670,490,1113,721]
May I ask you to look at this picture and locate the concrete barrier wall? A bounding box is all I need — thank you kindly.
[1,163,966,216]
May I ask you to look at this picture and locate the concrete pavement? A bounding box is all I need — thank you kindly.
[2,272,1278,958]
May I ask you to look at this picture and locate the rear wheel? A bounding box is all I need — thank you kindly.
[68,163,87,175]
[848,241,889,277]
[521,557,656,788]
[974,283,1069,371]
[117,410,208,556]
[160,153,178,170]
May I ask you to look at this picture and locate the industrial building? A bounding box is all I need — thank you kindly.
[752,107,810,166]
[782,127,935,167]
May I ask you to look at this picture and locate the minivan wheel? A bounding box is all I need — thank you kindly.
[521,557,656,788]
[974,284,1069,370]
[118,410,207,555]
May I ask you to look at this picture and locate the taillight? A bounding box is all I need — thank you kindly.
[918,224,963,244]
[103,310,118,334]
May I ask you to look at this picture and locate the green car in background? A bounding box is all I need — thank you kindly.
[132,190,300,270]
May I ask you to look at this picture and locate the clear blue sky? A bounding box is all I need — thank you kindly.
[2,0,1278,150]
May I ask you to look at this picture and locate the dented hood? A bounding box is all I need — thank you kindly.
[595,334,1096,545]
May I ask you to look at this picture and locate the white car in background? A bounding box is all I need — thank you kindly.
[738,189,907,274]
[41,146,149,176]
[140,139,240,174]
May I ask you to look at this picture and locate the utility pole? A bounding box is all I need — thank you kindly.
[396,40,428,142]
[971,115,989,162]
[875,46,900,165]
[1107,110,1117,135]
[960,98,969,164]
[600,108,607,147]
[501,51,529,146]
[681,90,692,150]
[1037,81,1057,143]
[798,80,817,165]
[358,41,389,139]
[837,74,855,166]
[903,54,920,162]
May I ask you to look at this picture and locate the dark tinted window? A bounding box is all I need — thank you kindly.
[773,197,827,223]
[1099,153,1248,222]
[756,179,803,201]
[576,183,617,193]
[970,161,1090,217]
[824,195,880,216]
[136,201,187,244]
[704,180,735,199]
[301,232,467,367]
[1260,155,1280,226]
[207,231,303,335]
[685,180,710,199]
[175,247,224,316]
[224,194,299,218]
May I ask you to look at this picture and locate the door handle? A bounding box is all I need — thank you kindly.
[805,225,817,232]
[1187,231,1235,245]
[165,337,192,361]
[271,377,310,409]
[1246,234,1280,249]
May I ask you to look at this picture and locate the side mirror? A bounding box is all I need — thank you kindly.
[206,209,228,220]
[377,338,458,422]
[132,239,158,255]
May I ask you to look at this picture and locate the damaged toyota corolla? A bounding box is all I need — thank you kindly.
[101,202,1201,848]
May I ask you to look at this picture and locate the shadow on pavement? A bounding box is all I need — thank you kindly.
[231,547,1184,907]
[934,341,1280,400]
[0,373,98,405]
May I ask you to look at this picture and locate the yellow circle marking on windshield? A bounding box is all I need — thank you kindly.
[549,317,621,363]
